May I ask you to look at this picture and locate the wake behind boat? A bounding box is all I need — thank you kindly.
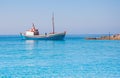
[20,14,66,40]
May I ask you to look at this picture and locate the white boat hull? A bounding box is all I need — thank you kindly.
[21,32,66,40]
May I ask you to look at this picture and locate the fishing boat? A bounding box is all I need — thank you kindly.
[20,14,66,40]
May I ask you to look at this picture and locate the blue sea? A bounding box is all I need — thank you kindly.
[0,35,120,78]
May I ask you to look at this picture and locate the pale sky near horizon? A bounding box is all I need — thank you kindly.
[0,0,120,35]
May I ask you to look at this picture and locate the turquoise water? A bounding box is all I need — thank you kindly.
[0,35,120,78]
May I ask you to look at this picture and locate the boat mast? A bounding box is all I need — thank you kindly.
[52,13,55,34]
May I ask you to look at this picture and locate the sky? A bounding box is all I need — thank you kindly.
[0,0,120,35]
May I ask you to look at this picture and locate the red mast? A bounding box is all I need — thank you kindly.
[32,23,35,32]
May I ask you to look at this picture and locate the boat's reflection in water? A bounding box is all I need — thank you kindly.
[25,40,38,51]
[25,39,66,51]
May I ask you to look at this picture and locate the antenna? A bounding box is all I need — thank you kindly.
[32,23,34,27]
[32,23,35,28]
[52,12,55,34]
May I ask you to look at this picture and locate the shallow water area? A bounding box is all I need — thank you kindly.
[0,35,120,78]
